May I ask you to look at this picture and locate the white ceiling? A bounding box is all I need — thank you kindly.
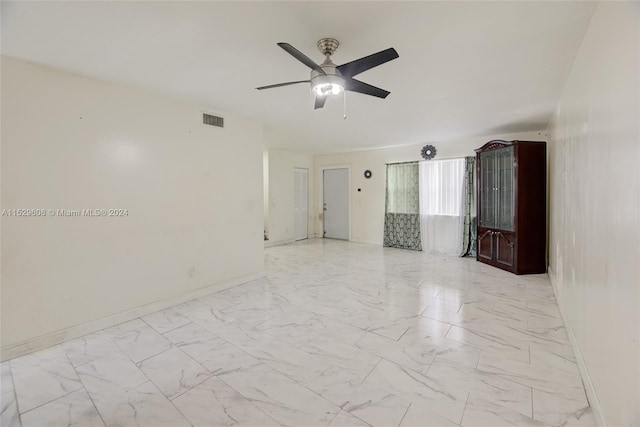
[1,1,597,154]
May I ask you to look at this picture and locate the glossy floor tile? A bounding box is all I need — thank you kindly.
[3,239,595,426]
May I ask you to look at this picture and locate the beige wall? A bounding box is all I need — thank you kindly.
[1,57,265,348]
[547,2,640,426]
[314,131,546,245]
[264,149,315,245]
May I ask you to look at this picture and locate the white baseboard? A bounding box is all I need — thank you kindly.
[349,238,381,246]
[1,271,265,362]
[264,238,295,248]
[548,267,607,427]
[264,236,326,248]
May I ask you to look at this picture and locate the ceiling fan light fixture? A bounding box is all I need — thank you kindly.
[313,82,343,96]
[311,74,344,96]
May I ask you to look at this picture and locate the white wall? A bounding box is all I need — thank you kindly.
[314,131,546,245]
[1,57,265,349]
[264,149,315,245]
[547,2,640,426]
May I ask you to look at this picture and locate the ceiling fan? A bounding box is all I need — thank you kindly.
[256,38,399,110]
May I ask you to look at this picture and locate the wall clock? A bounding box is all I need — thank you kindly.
[421,144,437,160]
[364,170,372,179]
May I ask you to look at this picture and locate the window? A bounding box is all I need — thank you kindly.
[419,159,465,216]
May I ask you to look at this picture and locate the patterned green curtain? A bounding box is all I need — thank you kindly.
[461,156,477,256]
[383,162,422,250]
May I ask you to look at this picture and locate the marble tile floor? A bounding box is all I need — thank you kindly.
[1,239,596,427]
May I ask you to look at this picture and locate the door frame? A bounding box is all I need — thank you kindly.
[318,165,351,241]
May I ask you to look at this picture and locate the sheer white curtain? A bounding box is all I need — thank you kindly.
[419,158,466,255]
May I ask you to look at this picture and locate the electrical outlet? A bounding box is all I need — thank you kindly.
[188,267,195,278]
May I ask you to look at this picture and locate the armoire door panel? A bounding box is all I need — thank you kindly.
[478,229,494,261]
[479,151,497,229]
[495,232,515,267]
[496,147,515,232]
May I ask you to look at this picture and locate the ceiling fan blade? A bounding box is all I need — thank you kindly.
[256,80,310,90]
[344,78,390,99]
[314,96,327,110]
[336,48,399,78]
[277,42,326,75]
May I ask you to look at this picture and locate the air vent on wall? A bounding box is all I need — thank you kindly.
[202,113,224,128]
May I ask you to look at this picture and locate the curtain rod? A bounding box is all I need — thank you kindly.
[386,156,472,166]
[386,161,419,165]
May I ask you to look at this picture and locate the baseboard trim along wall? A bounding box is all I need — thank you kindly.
[548,267,607,427]
[0,271,265,362]
[349,238,382,246]
[264,238,296,248]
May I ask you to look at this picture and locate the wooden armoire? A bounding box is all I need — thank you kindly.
[475,140,546,274]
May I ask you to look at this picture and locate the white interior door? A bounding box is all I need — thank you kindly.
[323,168,349,240]
[294,168,308,241]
